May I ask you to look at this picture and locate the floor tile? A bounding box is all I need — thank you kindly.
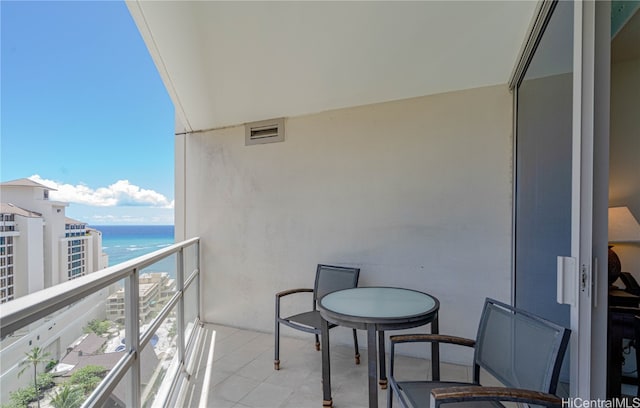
[239,382,293,408]
[198,323,472,408]
[211,374,261,403]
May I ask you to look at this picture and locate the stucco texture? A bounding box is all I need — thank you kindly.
[181,84,513,365]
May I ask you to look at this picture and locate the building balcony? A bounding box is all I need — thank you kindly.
[0,238,474,407]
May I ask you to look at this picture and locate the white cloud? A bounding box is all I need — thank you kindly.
[30,175,174,209]
[88,214,170,224]
[63,203,174,225]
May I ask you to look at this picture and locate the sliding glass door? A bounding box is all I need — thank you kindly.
[511,0,609,398]
[513,0,573,390]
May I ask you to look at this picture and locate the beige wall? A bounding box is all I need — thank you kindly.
[610,56,640,278]
[610,56,640,216]
[179,84,513,365]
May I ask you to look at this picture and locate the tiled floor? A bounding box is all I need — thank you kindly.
[183,323,473,408]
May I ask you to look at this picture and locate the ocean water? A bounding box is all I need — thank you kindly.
[92,225,176,276]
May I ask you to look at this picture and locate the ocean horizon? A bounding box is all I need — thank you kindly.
[91,225,176,275]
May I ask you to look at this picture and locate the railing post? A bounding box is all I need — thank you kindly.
[125,268,141,407]
[196,240,200,322]
[177,248,185,370]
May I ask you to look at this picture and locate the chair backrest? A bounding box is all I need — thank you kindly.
[313,264,360,303]
[474,298,570,395]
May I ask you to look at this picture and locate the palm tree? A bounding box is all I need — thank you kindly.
[18,346,51,408]
[50,384,84,408]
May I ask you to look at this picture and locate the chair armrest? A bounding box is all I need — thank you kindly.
[276,288,313,298]
[275,288,314,319]
[430,386,563,407]
[388,334,476,385]
[390,334,476,348]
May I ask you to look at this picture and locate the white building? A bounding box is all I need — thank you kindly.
[0,178,108,302]
[106,273,176,325]
[0,179,111,402]
[0,204,44,302]
[139,272,175,303]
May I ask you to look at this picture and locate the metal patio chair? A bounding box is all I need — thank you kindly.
[388,298,570,408]
[274,264,360,370]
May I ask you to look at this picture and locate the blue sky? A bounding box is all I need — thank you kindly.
[1,1,175,225]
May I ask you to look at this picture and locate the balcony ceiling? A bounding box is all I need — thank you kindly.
[126,1,538,132]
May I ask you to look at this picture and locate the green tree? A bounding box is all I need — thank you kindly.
[17,347,51,408]
[83,319,111,336]
[49,384,84,408]
[45,359,59,372]
[6,385,37,407]
[37,372,55,391]
[69,365,106,395]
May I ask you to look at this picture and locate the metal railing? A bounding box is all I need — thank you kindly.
[0,237,200,407]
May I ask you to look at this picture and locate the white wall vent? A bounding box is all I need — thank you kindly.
[245,118,285,146]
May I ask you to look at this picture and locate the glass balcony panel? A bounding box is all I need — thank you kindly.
[0,286,121,407]
[1,238,198,407]
[183,278,198,341]
[139,255,178,327]
[94,366,131,408]
[140,253,177,279]
[183,244,198,282]
[140,321,178,408]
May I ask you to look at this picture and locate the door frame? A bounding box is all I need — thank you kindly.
[572,0,609,398]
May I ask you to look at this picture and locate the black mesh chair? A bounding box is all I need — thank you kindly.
[274,264,360,370]
[388,298,571,408]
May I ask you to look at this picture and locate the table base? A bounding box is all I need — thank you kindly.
[321,318,439,408]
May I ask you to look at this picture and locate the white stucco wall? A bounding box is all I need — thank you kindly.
[23,216,45,296]
[179,84,513,365]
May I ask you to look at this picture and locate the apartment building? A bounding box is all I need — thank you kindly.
[0,178,108,302]
[139,272,175,303]
[106,273,175,324]
[106,281,164,324]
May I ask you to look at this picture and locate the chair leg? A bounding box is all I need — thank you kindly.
[352,329,360,364]
[274,320,280,370]
[315,333,321,351]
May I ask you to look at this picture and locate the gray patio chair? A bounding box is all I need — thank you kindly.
[274,264,360,370]
[388,298,570,408]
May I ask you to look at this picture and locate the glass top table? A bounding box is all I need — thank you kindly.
[318,287,440,408]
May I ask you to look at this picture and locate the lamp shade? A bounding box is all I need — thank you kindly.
[609,206,640,243]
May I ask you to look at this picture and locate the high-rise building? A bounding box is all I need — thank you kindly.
[106,272,175,324]
[0,178,108,302]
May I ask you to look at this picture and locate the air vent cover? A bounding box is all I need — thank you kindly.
[245,118,285,146]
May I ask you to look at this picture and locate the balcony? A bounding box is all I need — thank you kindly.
[0,238,475,408]
[2,0,627,402]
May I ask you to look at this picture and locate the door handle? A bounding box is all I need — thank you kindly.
[557,256,577,306]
